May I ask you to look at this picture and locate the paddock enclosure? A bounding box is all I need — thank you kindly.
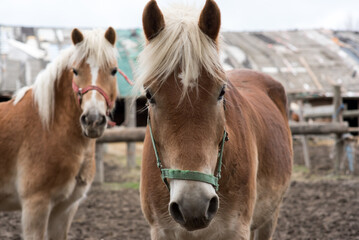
[1,6,359,240]
[1,142,358,239]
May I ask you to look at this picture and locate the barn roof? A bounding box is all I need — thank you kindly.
[222,30,359,98]
[1,27,358,98]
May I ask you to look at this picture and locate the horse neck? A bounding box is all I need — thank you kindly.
[52,68,85,139]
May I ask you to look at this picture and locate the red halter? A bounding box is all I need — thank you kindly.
[118,68,134,86]
[72,81,116,127]
[72,68,134,128]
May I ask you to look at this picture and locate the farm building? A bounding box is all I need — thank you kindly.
[0,26,72,99]
[0,26,358,131]
[221,30,359,134]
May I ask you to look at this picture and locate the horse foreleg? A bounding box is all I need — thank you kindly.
[250,230,256,240]
[47,201,80,240]
[21,195,51,240]
[255,206,280,240]
[236,222,251,240]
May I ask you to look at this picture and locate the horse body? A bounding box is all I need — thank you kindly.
[0,27,118,240]
[225,69,292,235]
[139,1,292,239]
[141,69,292,240]
[0,71,91,207]
[0,84,94,238]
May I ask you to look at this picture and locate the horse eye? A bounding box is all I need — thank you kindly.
[111,68,118,76]
[146,90,156,104]
[218,86,226,100]
[73,68,78,76]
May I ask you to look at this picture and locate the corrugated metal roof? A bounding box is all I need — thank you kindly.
[222,30,359,97]
[1,27,359,98]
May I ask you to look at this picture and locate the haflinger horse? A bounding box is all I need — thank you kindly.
[0,27,118,239]
[138,1,292,240]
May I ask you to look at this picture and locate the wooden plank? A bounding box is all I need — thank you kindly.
[94,143,105,183]
[97,127,146,143]
[125,97,137,169]
[299,56,324,91]
[298,100,311,169]
[305,109,359,119]
[343,110,359,118]
[349,127,359,132]
[290,122,349,135]
[303,105,334,118]
[333,85,344,174]
[98,123,348,144]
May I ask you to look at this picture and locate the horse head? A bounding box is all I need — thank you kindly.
[70,27,118,138]
[139,0,226,231]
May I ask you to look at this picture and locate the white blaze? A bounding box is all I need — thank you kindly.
[90,65,99,101]
[83,59,107,115]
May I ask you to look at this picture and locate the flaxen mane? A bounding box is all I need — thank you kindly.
[13,29,117,128]
[135,4,225,97]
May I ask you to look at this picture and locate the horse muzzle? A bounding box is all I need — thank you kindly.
[80,109,107,138]
[168,180,219,231]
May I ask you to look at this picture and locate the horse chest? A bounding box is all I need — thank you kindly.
[52,150,95,206]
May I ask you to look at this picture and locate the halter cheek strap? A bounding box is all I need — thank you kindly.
[148,115,228,191]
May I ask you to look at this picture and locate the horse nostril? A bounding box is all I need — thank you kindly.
[98,115,107,126]
[81,113,106,127]
[169,202,186,225]
[206,196,219,221]
[80,115,88,125]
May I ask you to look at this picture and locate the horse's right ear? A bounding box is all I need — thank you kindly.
[71,28,84,45]
[142,0,165,41]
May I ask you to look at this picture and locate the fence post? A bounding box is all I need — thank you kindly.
[298,100,311,170]
[333,84,344,174]
[125,97,136,169]
[95,143,105,183]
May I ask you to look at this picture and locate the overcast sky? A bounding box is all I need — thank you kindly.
[0,0,358,31]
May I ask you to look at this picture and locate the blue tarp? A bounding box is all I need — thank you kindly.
[115,29,144,97]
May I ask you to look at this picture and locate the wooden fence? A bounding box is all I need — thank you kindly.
[94,121,351,182]
[94,85,358,182]
[292,85,358,174]
[98,122,349,144]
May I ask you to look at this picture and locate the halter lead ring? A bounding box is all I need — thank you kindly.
[147,116,228,191]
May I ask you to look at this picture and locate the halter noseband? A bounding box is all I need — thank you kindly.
[71,68,134,127]
[147,103,228,192]
[72,80,116,127]
[72,81,114,109]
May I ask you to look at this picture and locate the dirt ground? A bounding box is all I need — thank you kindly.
[1,139,359,240]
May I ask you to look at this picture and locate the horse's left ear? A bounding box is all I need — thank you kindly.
[198,0,221,41]
[142,0,165,41]
[105,27,116,46]
[71,28,84,45]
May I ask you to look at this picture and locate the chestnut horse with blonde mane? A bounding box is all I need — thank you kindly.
[138,1,292,240]
[0,27,118,239]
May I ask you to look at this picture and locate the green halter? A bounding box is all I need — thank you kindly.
[147,116,228,191]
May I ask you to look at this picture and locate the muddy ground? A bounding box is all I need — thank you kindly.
[1,139,359,240]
